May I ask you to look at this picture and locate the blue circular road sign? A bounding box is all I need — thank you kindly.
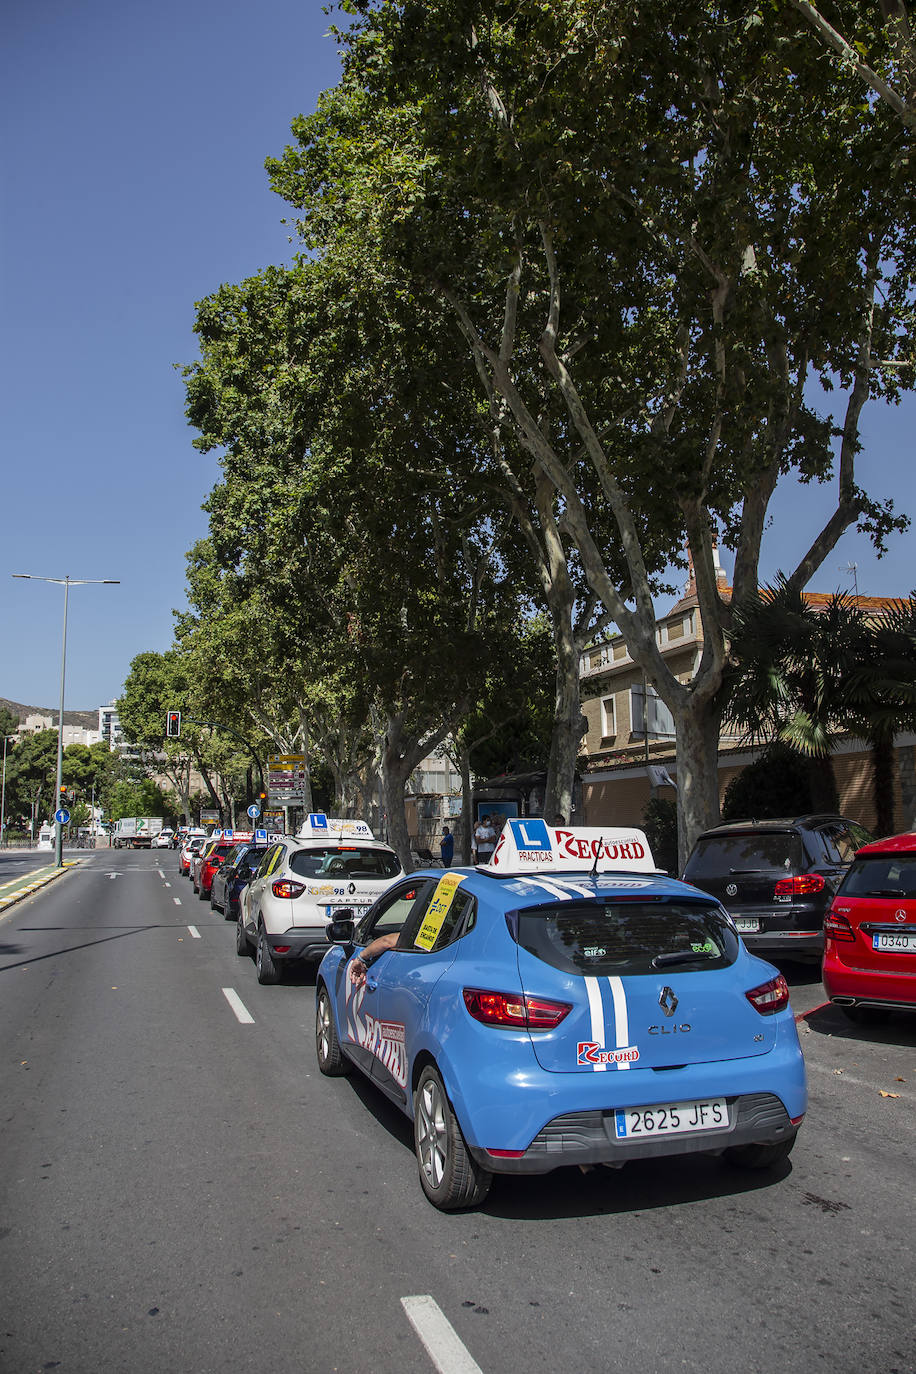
[55,808,71,825]
[247,803,261,819]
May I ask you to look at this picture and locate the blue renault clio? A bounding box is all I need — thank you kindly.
[315,819,806,1209]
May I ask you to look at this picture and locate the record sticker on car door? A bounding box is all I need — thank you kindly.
[414,873,468,951]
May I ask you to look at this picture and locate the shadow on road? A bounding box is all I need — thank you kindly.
[335,1059,791,1221]
[804,1002,916,1048]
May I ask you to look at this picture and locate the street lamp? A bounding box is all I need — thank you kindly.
[12,574,120,867]
[0,733,17,847]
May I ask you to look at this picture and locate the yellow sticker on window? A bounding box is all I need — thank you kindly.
[414,873,467,951]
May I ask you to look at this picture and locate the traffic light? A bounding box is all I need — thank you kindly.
[59,785,68,798]
[166,710,181,738]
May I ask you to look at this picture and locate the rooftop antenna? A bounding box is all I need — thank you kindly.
[839,561,859,599]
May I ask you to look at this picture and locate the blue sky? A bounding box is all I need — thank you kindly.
[1,1,913,712]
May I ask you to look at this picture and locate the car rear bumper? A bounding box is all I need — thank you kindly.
[441,1014,806,1164]
[822,957,916,1011]
[743,929,823,955]
[468,1091,799,1173]
[265,928,330,962]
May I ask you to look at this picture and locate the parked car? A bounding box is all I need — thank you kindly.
[210,840,270,919]
[823,831,916,1022]
[681,814,873,957]
[315,818,806,1210]
[237,818,404,984]
[179,832,207,877]
[191,838,221,894]
[195,839,244,900]
[153,828,174,849]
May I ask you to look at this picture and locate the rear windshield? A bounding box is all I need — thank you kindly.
[289,845,400,879]
[224,844,266,874]
[683,832,803,879]
[210,844,236,860]
[513,900,738,977]
[839,853,916,898]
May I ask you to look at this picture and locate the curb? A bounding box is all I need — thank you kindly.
[0,859,86,914]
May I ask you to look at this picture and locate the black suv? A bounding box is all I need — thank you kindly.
[682,814,873,956]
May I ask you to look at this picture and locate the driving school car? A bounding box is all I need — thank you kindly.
[315,820,807,1210]
[238,816,404,984]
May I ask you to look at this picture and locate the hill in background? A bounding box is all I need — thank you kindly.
[1,696,100,731]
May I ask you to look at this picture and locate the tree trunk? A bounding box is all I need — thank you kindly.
[806,755,839,813]
[673,699,724,871]
[382,744,413,871]
[870,732,896,836]
[458,744,473,864]
[299,711,314,815]
[544,618,585,823]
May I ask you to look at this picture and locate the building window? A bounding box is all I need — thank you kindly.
[601,696,616,738]
[629,683,676,740]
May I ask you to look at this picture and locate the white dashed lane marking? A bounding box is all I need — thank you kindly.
[222,988,255,1024]
[187,926,201,939]
[173,897,181,906]
[400,1296,484,1374]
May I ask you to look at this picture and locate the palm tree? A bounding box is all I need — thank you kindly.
[841,599,916,835]
[723,581,916,834]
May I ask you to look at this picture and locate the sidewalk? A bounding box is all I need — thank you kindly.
[0,858,86,914]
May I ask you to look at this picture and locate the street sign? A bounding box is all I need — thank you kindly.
[55,808,70,825]
[267,753,307,806]
[247,804,261,819]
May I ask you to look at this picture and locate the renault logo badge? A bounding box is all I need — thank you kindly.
[659,986,678,1017]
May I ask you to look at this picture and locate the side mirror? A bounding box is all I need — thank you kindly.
[326,914,356,944]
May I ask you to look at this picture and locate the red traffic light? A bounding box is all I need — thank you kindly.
[166,710,181,738]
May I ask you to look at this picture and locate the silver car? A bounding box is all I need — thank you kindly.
[237,830,404,983]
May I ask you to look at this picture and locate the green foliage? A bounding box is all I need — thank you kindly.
[106,778,175,823]
[721,743,814,822]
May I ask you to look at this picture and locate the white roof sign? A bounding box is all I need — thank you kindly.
[482,819,656,875]
[296,814,375,840]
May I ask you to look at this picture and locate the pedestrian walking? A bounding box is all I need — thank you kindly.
[440,825,455,867]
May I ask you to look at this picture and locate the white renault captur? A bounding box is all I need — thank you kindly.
[237,816,405,984]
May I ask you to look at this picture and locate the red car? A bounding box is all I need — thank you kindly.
[823,832,916,1023]
[195,839,246,900]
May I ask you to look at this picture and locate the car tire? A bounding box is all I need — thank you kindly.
[256,924,282,985]
[236,912,250,957]
[316,986,350,1076]
[413,1065,491,1210]
[723,1132,797,1170]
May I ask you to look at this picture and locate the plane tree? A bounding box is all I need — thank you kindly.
[269,0,914,861]
[184,259,535,865]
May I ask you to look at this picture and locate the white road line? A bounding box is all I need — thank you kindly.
[187,925,201,939]
[173,897,182,906]
[164,882,171,888]
[222,988,255,1024]
[157,869,165,879]
[401,1296,484,1374]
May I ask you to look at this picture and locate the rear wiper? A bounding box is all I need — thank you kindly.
[864,888,905,897]
[651,950,713,968]
[728,868,767,874]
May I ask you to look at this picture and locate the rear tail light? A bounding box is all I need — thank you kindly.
[272,879,306,899]
[824,908,856,943]
[745,974,790,1015]
[462,987,571,1030]
[774,873,826,897]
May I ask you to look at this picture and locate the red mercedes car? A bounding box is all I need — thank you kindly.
[823,832,916,1023]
